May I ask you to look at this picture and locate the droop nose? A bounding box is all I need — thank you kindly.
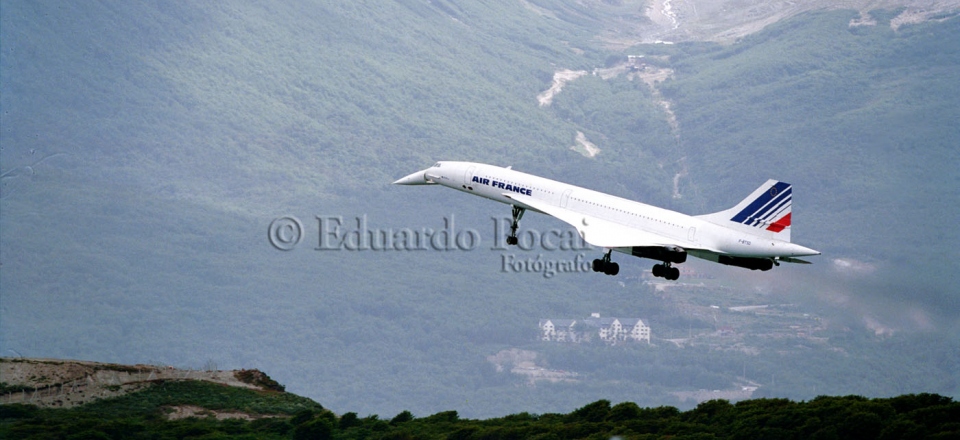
[393,169,434,185]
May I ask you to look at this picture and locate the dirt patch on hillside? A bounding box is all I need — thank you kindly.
[538,61,678,161]
[571,131,601,158]
[672,385,758,404]
[0,358,274,408]
[890,6,959,29]
[487,348,578,385]
[596,0,960,45]
[165,404,286,421]
[538,69,588,106]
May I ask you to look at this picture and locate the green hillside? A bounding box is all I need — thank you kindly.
[2,384,957,439]
[0,380,325,439]
[2,1,958,419]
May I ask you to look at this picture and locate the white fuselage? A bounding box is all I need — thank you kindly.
[396,161,819,262]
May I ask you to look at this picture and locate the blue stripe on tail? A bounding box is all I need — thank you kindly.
[748,188,791,226]
[730,182,792,224]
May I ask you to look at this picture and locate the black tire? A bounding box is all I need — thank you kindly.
[669,267,680,280]
[652,264,663,278]
[608,263,620,276]
[506,236,518,245]
[592,259,603,272]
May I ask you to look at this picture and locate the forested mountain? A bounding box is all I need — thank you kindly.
[2,1,958,418]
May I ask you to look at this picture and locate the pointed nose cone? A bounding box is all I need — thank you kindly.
[393,169,433,185]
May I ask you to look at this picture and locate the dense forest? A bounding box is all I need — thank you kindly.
[1,380,957,439]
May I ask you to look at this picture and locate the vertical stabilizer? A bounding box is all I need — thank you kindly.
[696,180,793,242]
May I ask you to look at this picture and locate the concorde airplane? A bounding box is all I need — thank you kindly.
[394,161,819,280]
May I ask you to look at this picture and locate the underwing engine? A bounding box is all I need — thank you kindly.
[631,246,687,264]
[718,255,775,271]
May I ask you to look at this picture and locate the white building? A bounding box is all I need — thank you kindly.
[539,314,650,344]
[538,319,578,342]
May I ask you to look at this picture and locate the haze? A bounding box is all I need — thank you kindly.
[2,1,958,418]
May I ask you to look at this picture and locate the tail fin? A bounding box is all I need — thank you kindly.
[696,180,793,242]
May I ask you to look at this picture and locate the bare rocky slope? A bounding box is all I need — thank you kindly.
[595,0,960,45]
[0,358,283,410]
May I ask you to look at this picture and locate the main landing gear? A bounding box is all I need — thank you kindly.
[592,250,619,276]
[505,206,525,246]
[652,263,680,281]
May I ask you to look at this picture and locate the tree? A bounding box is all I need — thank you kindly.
[567,399,611,423]
[390,410,414,425]
[293,417,334,440]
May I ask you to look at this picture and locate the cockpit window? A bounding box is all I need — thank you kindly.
[433,162,441,167]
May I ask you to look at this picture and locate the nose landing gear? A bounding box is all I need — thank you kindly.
[505,205,525,246]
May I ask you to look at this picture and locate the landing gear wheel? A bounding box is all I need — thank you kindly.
[652,263,681,280]
[506,236,518,246]
[593,251,619,276]
[652,264,664,278]
[666,267,680,280]
[605,262,620,276]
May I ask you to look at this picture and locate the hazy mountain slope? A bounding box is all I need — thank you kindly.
[0,1,677,418]
[1,1,603,211]
[2,1,958,420]
[661,10,960,317]
[533,9,960,333]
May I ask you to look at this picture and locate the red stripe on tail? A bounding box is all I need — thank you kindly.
[766,213,791,233]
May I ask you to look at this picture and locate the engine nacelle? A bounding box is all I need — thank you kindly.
[631,246,687,264]
[718,255,774,271]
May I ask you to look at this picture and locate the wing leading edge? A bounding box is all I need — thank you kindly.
[502,192,708,251]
